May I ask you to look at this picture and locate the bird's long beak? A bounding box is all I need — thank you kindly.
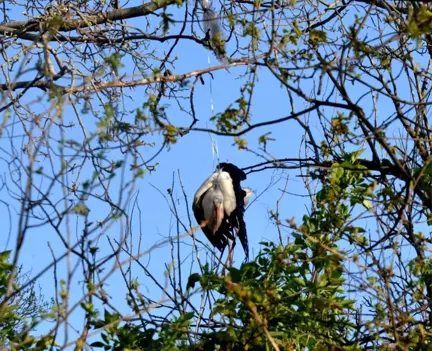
[213,203,224,234]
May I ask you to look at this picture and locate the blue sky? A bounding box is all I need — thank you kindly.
[1,0,427,346]
[0,2,314,342]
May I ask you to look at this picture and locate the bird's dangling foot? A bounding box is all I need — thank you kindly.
[217,249,225,276]
[221,240,235,276]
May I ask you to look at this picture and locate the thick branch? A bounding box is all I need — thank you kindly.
[2,0,178,32]
[242,157,402,175]
[0,55,265,94]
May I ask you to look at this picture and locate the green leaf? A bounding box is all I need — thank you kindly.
[90,341,106,348]
[309,30,327,44]
[362,199,372,210]
[330,163,344,183]
[0,250,11,261]
[72,203,90,216]
[186,273,200,290]
[104,53,124,74]
[183,312,195,321]
[228,267,242,283]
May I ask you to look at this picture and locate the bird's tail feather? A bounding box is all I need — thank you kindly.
[236,210,249,261]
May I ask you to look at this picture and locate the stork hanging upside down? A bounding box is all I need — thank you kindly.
[192,162,252,260]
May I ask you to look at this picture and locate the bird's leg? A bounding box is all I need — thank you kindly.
[220,240,236,276]
[223,240,235,271]
[228,240,233,267]
[229,239,236,267]
[222,241,230,275]
[217,247,227,276]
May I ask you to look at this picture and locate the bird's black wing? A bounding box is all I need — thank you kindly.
[229,190,248,260]
[218,163,249,260]
[238,189,249,259]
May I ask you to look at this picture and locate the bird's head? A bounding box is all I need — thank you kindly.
[202,182,224,234]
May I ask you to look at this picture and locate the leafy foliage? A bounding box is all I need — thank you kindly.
[2,0,432,350]
[0,252,51,350]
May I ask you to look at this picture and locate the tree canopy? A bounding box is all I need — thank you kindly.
[1,0,432,350]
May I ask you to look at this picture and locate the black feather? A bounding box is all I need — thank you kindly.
[193,162,250,260]
[217,163,249,260]
[218,162,246,181]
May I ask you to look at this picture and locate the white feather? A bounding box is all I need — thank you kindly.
[202,187,222,215]
[199,0,211,10]
[216,171,236,215]
[201,185,223,233]
[193,170,237,217]
[243,187,253,206]
[193,172,218,206]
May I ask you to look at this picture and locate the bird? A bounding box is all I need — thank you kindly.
[192,162,251,260]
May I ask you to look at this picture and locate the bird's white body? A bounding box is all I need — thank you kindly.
[202,187,223,233]
[192,163,251,259]
[195,170,236,233]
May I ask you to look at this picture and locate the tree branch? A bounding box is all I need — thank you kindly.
[0,55,265,94]
[2,0,178,32]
